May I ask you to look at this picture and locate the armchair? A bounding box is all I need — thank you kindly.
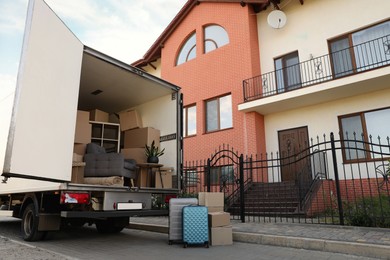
[84,143,137,186]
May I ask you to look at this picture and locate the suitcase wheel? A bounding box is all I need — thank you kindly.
[184,243,188,248]
[168,240,172,245]
[205,242,209,248]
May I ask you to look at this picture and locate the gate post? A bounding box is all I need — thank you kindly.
[207,158,211,192]
[239,154,245,223]
[330,132,344,225]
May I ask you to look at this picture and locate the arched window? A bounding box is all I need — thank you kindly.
[204,25,229,53]
[176,32,196,66]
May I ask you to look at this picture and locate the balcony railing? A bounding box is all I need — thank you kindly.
[243,34,390,102]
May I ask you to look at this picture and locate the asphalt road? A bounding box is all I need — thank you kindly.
[0,217,380,260]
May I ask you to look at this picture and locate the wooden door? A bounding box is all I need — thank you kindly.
[278,127,311,182]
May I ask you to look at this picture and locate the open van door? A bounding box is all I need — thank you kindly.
[3,0,83,181]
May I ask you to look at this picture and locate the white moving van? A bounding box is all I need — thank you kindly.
[0,0,182,241]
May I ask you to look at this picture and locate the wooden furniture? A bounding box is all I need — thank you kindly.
[136,163,163,187]
[90,121,120,153]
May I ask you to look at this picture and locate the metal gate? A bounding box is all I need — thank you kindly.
[206,147,245,222]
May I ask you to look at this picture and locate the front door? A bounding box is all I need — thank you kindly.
[278,127,311,182]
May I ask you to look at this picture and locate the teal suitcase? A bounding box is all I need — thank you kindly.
[182,206,209,248]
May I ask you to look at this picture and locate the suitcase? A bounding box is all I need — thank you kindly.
[168,198,198,245]
[182,205,209,248]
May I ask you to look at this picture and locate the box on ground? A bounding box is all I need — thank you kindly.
[207,206,224,213]
[119,109,142,131]
[121,148,146,163]
[124,127,160,148]
[198,192,224,207]
[75,110,91,144]
[210,226,233,246]
[90,109,109,122]
[208,212,230,227]
[155,168,173,188]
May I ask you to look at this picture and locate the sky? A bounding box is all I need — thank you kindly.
[0,0,186,101]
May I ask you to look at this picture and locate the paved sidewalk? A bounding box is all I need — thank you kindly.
[129,216,390,259]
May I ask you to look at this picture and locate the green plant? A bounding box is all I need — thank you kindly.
[344,195,390,228]
[145,140,165,158]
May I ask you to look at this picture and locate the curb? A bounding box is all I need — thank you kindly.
[128,223,390,259]
[128,223,168,234]
[233,232,390,259]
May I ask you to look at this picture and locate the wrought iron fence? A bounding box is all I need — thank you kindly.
[182,133,390,227]
[243,34,390,101]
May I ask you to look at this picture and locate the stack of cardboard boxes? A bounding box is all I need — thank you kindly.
[72,110,92,183]
[118,109,170,188]
[198,192,233,246]
[73,108,172,188]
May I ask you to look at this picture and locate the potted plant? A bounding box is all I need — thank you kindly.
[145,140,165,163]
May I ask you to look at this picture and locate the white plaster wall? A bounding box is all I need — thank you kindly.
[257,0,390,74]
[135,94,179,175]
[265,90,390,152]
[140,58,162,78]
[264,89,390,180]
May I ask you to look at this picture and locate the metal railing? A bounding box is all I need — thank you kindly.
[243,34,390,102]
[182,133,390,227]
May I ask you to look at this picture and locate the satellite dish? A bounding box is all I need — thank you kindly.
[267,10,287,29]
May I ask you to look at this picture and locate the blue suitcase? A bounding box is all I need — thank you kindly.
[182,206,209,248]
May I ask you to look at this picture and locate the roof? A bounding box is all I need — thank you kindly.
[131,0,275,67]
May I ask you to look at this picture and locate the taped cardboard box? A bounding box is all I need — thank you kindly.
[121,148,146,163]
[207,206,224,213]
[90,109,109,122]
[155,168,173,188]
[208,212,230,227]
[74,110,91,144]
[73,143,87,156]
[198,192,224,207]
[210,226,233,246]
[123,127,160,148]
[119,109,142,131]
[71,161,85,184]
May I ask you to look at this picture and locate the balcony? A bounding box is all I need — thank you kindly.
[243,34,390,106]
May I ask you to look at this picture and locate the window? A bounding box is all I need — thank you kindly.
[176,32,196,66]
[205,166,234,185]
[339,107,390,161]
[329,21,390,78]
[204,25,229,54]
[183,105,196,137]
[184,169,198,187]
[274,51,302,93]
[206,94,232,132]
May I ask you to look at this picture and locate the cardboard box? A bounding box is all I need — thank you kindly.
[210,226,233,246]
[207,206,224,213]
[73,143,87,156]
[74,110,91,144]
[123,127,160,148]
[71,162,85,184]
[121,148,146,163]
[198,192,224,207]
[208,212,230,227]
[119,109,142,131]
[90,109,109,122]
[155,169,173,189]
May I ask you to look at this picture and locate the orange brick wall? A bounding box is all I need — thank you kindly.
[160,2,263,162]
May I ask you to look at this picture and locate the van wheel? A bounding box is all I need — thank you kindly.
[95,217,129,234]
[21,203,45,241]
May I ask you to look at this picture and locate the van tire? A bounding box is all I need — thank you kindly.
[21,203,45,241]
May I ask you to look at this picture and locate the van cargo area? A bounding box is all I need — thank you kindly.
[0,0,182,241]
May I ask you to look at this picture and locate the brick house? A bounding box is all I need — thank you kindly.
[133,0,390,205]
